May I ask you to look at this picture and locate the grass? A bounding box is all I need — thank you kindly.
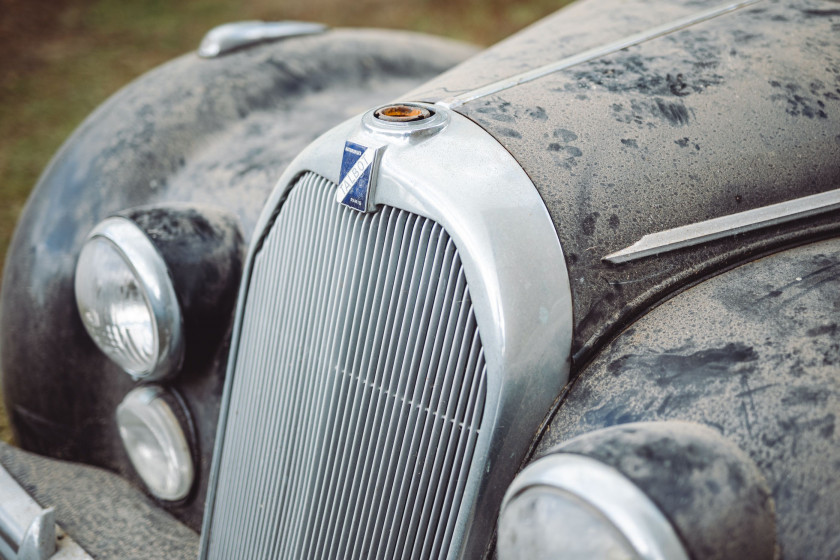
[0,0,571,443]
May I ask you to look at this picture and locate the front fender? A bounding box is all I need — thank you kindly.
[537,237,840,558]
[0,27,475,529]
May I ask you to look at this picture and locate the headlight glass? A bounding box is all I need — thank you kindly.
[75,217,182,380]
[116,386,194,501]
[76,237,156,372]
[499,486,641,560]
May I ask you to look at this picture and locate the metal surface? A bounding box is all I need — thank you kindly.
[438,0,762,108]
[78,217,184,381]
[198,21,327,58]
[202,107,572,558]
[336,103,450,213]
[362,102,450,139]
[0,464,93,560]
[206,173,486,558]
[501,454,689,560]
[1,27,476,530]
[435,0,840,361]
[374,105,432,123]
[0,464,55,560]
[604,188,840,263]
[539,238,840,557]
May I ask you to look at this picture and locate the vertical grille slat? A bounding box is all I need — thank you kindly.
[322,215,379,557]
[256,184,315,557]
[385,224,448,559]
[436,349,486,558]
[366,216,430,560]
[207,172,487,559]
[296,204,360,558]
[266,180,337,558]
[412,306,477,560]
[248,182,313,559]
[338,211,409,558]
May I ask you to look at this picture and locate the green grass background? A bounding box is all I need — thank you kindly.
[0,0,572,443]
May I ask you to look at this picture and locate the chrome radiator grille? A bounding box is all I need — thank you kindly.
[206,172,487,559]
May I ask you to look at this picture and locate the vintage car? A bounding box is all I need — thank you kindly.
[1,0,838,558]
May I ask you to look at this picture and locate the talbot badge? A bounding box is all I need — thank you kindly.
[337,141,384,212]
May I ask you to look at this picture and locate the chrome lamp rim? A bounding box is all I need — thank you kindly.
[82,216,184,381]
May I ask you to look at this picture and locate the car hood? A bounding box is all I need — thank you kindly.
[408,0,840,363]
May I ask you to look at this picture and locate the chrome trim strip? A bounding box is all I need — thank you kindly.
[198,21,327,58]
[438,0,763,109]
[0,463,93,559]
[604,188,840,264]
[500,454,689,560]
[79,217,184,381]
[201,104,573,559]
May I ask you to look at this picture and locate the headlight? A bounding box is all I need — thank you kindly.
[498,422,777,560]
[116,386,194,501]
[498,453,688,560]
[500,483,643,559]
[75,216,183,380]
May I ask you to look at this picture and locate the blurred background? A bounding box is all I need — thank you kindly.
[0,0,571,442]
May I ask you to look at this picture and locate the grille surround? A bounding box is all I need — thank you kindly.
[201,107,573,559]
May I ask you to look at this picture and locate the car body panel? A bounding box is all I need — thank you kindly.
[1,0,838,557]
[413,0,840,362]
[0,29,476,530]
[539,237,840,557]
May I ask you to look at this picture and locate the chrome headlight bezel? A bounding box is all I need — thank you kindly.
[75,216,184,381]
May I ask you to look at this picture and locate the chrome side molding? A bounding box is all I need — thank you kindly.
[604,188,840,264]
[438,0,762,108]
[198,21,327,58]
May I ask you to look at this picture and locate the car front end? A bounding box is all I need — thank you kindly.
[2,0,839,558]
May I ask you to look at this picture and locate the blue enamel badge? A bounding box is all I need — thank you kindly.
[337,141,383,212]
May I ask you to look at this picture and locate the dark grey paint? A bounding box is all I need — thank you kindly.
[555,422,776,560]
[3,0,839,554]
[412,0,840,364]
[538,237,840,558]
[0,29,475,530]
[119,205,244,375]
[406,0,729,103]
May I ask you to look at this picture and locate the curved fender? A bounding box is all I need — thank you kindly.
[0,28,475,529]
[538,237,840,558]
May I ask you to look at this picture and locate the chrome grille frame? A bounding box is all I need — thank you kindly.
[201,105,573,559]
